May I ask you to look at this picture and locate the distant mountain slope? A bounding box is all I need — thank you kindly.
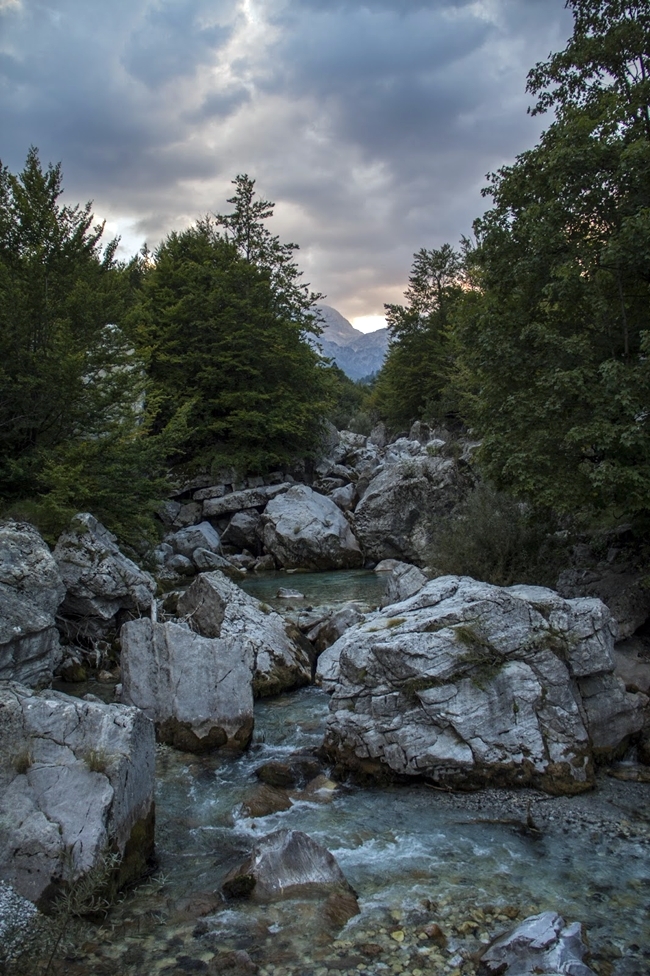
[312,304,388,381]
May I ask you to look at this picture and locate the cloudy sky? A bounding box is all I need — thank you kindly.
[0,0,573,330]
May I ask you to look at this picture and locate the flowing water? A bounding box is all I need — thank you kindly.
[55,572,650,975]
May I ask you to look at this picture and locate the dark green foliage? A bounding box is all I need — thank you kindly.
[0,149,177,546]
[452,1,650,526]
[429,485,568,587]
[374,245,464,428]
[134,217,331,474]
[323,363,376,432]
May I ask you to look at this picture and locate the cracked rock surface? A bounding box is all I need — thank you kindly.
[0,681,156,906]
[262,485,363,570]
[319,576,648,793]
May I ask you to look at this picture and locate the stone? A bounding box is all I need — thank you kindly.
[368,422,388,449]
[192,548,235,573]
[319,576,646,793]
[221,510,263,553]
[221,829,358,915]
[172,501,202,529]
[330,483,356,512]
[202,484,291,519]
[176,572,313,697]
[166,554,196,577]
[277,587,305,599]
[611,636,650,693]
[557,566,650,639]
[169,521,222,560]
[353,456,467,565]
[262,485,363,571]
[0,880,39,962]
[0,584,62,688]
[254,554,276,572]
[478,911,595,976]
[255,756,322,788]
[120,618,254,752]
[238,784,292,818]
[381,561,428,608]
[306,605,365,654]
[0,521,65,616]
[0,681,156,907]
[54,513,155,633]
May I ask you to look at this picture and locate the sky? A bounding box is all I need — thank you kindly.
[0,0,573,332]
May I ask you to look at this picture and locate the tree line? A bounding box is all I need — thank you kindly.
[374,0,650,535]
[1,0,647,549]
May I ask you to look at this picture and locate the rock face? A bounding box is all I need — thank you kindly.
[0,522,65,688]
[0,521,65,617]
[0,682,156,907]
[54,514,156,639]
[478,911,595,976]
[120,618,255,752]
[176,572,313,697]
[353,456,465,566]
[557,566,650,639]
[222,829,358,916]
[262,485,363,570]
[380,561,428,608]
[319,577,647,793]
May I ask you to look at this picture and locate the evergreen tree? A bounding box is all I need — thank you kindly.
[374,244,464,428]
[452,0,650,524]
[134,216,330,474]
[0,149,177,545]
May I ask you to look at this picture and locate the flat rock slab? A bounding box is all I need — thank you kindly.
[319,576,647,793]
[203,484,291,519]
[120,618,255,751]
[0,682,156,906]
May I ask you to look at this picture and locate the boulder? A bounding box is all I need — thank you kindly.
[0,521,65,616]
[168,521,222,560]
[176,572,313,697]
[221,510,263,553]
[54,514,156,638]
[330,483,356,512]
[222,829,358,918]
[557,566,650,638]
[0,585,62,689]
[478,911,595,976]
[353,456,466,565]
[611,636,650,694]
[305,604,366,654]
[202,484,291,520]
[380,561,428,608]
[192,548,235,573]
[319,576,647,793]
[262,485,363,571]
[0,681,156,907]
[120,618,254,752]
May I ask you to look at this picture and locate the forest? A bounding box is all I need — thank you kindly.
[1,0,649,561]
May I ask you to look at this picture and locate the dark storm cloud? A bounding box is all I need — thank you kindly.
[0,0,574,318]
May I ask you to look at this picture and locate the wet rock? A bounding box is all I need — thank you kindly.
[209,949,258,974]
[176,572,313,697]
[277,587,305,599]
[222,829,358,913]
[120,618,254,752]
[320,576,647,793]
[255,756,322,788]
[54,514,156,638]
[0,681,156,906]
[238,783,292,818]
[478,910,595,975]
[262,485,363,571]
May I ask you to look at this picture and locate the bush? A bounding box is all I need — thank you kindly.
[428,484,568,587]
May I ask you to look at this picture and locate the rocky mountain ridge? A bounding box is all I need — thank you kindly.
[312,304,388,381]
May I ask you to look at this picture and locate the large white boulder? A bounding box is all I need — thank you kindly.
[120,618,254,752]
[0,521,65,617]
[176,572,313,697]
[353,456,466,565]
[0,682,156,907]
[53,514,156,638]
[319,576,647,794]
[262,485,363,570]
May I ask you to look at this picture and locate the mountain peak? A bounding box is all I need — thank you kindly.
[313,304,388,381]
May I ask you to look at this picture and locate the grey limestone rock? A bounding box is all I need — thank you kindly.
[222,829,358,914]
[120,617,254,752]
[0,681,155,906]
[176,571,313,697]
[319,576,646,793]
[0,585,62,688]
[478,911,595,976]
[306,604,365,654]
[221,510,263,553]
[54,513,155,631]
[169,520,222,560]
[330,483,356,512]
[353,456,466,566]
[202,483,291,519]
[0,521,65,616]
[262,484,363,571]
[380,561,428,608]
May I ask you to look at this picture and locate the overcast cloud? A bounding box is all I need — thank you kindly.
[0,0,573,327]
